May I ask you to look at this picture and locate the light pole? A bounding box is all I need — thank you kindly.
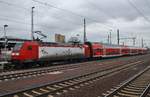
[109,29,112,44]
[117,29,120,45]
[107,34,109,44]
[4,24,8,50]
[31,6,35,40]
[83,18,87,43]
[142,38,144,48]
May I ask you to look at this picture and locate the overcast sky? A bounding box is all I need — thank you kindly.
[0,0,150,47]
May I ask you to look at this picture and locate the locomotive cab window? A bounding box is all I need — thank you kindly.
[27,46,32,50]
[13,43,23,51]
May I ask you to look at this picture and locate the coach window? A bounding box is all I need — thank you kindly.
[27,46,32,50]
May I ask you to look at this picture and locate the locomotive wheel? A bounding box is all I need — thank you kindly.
[14,64,24,69]
[37,61,50,67]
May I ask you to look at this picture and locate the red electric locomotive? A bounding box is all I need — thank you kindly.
[11,41,88,64]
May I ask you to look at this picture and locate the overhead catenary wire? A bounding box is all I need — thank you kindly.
[0,1,83,31]
[87,0,117,20]
[126,0,150,47]
[144,0,150,9]
[0,14,27,21]
[0,0,115,32]
[0,15,88,35]
[32,0,115,29]
[0,0,91,31]
[0,16,58,31]
[86,0,118,33]
[8,27,30,31]
[132,0,150,17]
[0,17,29,25]
[0,1,78,24]
[0,0,113,29]
[31,0,119,43]
[127,0,150,23]
[0,0,149,47]
[0,0,30,11]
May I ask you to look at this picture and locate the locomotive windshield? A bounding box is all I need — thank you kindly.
[13,43,23,51]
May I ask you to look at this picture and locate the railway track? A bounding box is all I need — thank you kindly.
[0,63,88,82]
[103,66,150,97]
[0,55,146,82]
[0,60,144,97]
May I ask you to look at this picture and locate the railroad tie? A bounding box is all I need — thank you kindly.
[9,75,13,77]
[23,92,34,97]
[80,84,84,86]
[39,88,49,92]
[46,86,57,90]
[69,80,78,84]
[48,95,54,97]
[129,84,147,88]
[110,88,115,91]
[84,82,89,85]
[53,85,63,88]
[69,87,75,90]
[89,80,94,83]
[147,92,150,97]
[120,89,141,95]
[112,95,119,97]
[123,87,144,92]
[56,92,62,95]
[73,79,81,82]
[102,93,109,96]
[131,83,149,86]
[74,86,80,89]
[31,90,42,95]
[4,79,8,81]
[13,95,19,97]
[64,82,73,85]
[106,90,112,94]
[117,92,139,97]
[62,90,68,93]
[126,85,145,90]
[59,83,68,87]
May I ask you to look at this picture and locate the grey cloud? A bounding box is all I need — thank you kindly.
[0,0,150,46]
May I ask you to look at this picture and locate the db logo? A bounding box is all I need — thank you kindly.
[41,49,48,55]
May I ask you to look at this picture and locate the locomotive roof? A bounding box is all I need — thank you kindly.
[39,41,83,47]
[24,41,146,49]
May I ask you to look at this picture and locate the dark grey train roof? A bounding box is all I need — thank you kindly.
[92,42,145,49]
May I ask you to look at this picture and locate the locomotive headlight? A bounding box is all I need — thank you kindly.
[15,53,20,56]
[12,53,19,56]
[12,53,15,56]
